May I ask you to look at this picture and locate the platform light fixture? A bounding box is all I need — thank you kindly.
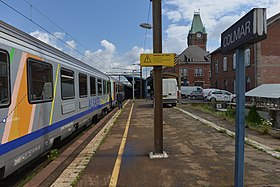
[140,23,152,29]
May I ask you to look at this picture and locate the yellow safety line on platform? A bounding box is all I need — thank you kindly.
[109,102,134,187]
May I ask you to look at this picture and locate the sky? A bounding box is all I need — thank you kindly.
[0,0,280,78]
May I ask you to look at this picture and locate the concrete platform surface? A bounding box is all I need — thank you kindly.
[75,100,280,187]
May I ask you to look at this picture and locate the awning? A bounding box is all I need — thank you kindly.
[245,84,280,99]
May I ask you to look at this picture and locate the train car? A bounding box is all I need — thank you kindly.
[0,21,113,178]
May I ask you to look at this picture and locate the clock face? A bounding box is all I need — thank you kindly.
[197,33,202,38]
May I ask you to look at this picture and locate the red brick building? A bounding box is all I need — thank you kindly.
[210,12,280,93]
[163,12,211,88]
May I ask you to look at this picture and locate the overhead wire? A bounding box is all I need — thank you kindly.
[143,0,152,50]
[24,0,91,53]
[0,0,111,72]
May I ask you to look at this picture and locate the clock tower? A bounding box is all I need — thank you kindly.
[187,12,207,50]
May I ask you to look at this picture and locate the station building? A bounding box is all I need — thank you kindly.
[163,12,211,88]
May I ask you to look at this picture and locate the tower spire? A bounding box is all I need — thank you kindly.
[187,12,207,50]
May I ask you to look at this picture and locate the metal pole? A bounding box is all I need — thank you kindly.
[133,70,135,101]
[152,0,163,154]
[235,48,245,187]
[140,66,143,99]
[178,61,181,104]
[118,75,120,92]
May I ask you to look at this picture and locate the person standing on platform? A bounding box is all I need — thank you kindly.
[116,92,123,109]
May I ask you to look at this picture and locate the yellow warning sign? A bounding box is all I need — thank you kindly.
[140,53,175,67]
[144,55,152,63]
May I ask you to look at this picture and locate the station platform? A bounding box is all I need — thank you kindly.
[27,99,280,187]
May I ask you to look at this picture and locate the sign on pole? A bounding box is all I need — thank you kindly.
[140,53,175,67]
[221,8,267,54]
[220,8,267,187]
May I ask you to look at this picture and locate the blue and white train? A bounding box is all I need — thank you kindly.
[0,20,123,178]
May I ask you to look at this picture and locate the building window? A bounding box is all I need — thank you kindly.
[27,58,53,103]
[79,73,87,98]
[223,80,227,90]
[0,50,10,107]
[244,48,250,66]
[90,76,96,96]
[194,68,203,76]
[61,68,75,100]
[233,79,236,93]
[97,79,102,95]
[233,53,236,70]
[246,76,251,91]
[223,57,227,71]
[181,68,188,77]
[215,61,219,74]
[215,81,218,88]
[187,58,194,62]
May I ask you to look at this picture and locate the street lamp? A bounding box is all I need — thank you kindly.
[140,23,153,29]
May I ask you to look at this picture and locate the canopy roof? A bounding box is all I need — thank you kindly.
[245,84,280,99]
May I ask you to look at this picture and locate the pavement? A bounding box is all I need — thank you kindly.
[58,99,280,186]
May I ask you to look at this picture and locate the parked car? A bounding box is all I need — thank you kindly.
[190,90,204,99]
[181,86,203,98]
[207,90,236,102]
[202,88,219,99]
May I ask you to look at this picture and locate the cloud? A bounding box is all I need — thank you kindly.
[53,32,65,40]
[29,30,148,76]
[123,46,152,65]
[66,40,77,49]
[30,30,64,50]
[82,40,118,71]
[100,39,116,53]
[163,8,183,22]
[163,24,189,53]
[163,0,280,52]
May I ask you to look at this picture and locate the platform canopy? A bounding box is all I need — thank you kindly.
[245,84,280,99]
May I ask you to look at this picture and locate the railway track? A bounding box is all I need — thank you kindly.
[0,107,119,187]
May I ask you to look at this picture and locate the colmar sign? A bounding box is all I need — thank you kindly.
[221,8,267,54]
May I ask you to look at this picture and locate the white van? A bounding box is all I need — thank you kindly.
[162,78,178,106]
[181,86,203,98]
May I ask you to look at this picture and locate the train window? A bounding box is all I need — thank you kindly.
[0,50,10,107]
[97,79,102,95]
[79,73,87,98]
[90,76,96,96]
[103,80,106,94]
[61,68,75,100]
[27,58,53,103]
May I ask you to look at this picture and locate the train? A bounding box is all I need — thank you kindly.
[0,20,125,178]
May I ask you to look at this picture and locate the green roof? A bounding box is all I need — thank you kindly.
[189,13,206,34]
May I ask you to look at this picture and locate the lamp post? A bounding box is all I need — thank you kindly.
[140,0,167,158]
[140,0,166,158]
